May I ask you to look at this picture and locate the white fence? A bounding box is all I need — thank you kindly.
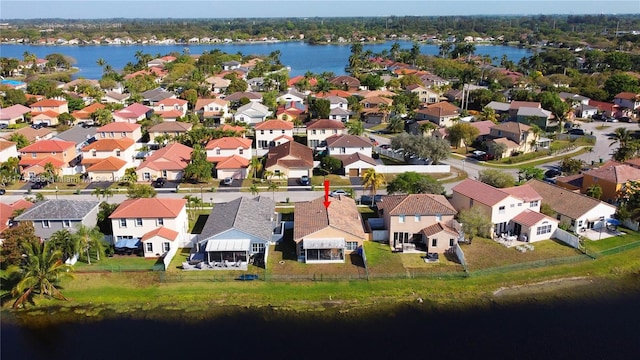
[177,234,198,248]
[553,228,581,249]
[454,243,466,267]
[161,245,179,270]
[623,218,639,231]
[374,164,450,174]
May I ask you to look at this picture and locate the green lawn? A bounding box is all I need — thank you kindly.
[582,229,640,254]
[310,174,351,187]
[74,254,159,272]
[364,241,463,275]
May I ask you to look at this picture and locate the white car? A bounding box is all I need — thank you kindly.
[329,190,348,197]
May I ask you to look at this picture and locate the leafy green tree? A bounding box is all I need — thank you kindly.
[7,239,74,308]
[517,166,545,182]
[446,122,479,153]
[8,133,29,149]
[75,225,105,264]
[91,108,113,126]
[386,116,405,133]
[560,157,583,175]
[617,180,640,221]
[457,206,492,244]
[3,89,27,106]
[361,168,386,205]
[96,202,118,235]
[488,141,508,159]
[49,229,79,262]
[346,120,364,136]
[309,98,330,119]
[0,222,39,269]
[43,162,58,182]
[360,74,384,90]
[126,184,157,199]
[124,167,138,184]
[320,155,342,174]
[603,73,640,99]
[57,112,75,126]
[184,144,213,183]
[249,157,263,179]
[539,91,570,131]
[586,184,603,200]
[386,172,443,195]
[478,169,515,188]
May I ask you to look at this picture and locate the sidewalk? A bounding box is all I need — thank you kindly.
[449,146,589,168]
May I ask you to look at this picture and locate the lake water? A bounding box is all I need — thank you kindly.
[0,42,532,79]
[2,289,640,360]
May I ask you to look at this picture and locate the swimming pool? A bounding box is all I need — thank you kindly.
[0,79,26,86]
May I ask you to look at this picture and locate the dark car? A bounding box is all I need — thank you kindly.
[0,188,6,195]
[544,168,562,178]
[568,128,585,136]
[618,116,631,123]
[0,123,8,130]
[30,181,48,189]
[592,113,604,121]
[153,177,166,188]
[298,175,310,186]
[360,194,383,205]
[237,274,259,281]
[31,123,45,129]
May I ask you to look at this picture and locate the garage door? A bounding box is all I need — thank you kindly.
[288,169,309,178]
[349,168,359,177]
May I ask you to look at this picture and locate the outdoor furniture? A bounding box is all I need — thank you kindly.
[524,244,534,251]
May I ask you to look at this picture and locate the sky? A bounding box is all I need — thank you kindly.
[1,0,639,19]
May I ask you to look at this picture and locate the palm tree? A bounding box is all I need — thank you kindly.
[361,168,386,206]
[75,225,105,264]
[419,122,437,136]
[249,184,260,196]
[586,184,603,200]
[346,120,364,136]
[377,103,391,123]
[8,239,74,308]
[92,187,113,199]
[268,181,278,202]
[43,162,57,182]
[49,229,79,262]
[249,157,263,180]
[608,127,632,148]
[386,116,405,133]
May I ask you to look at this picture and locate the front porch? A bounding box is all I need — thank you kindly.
[301,238,346,263]
[183,238,253,270]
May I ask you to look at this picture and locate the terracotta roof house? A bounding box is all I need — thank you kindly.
[204,76,231,94]
[154,98,188,118]
[96,122,142,142]
[487,122,534,157]
[0,199,33,235]
[1,126,53,143]
[264,140,314,178]
[109,198,188,259]
[329,75,361,92]
[113,103,152,123]
[148,121,193,144]
[233,102,271,125]
[195,98,230,122]
[29,99,69,126]
[205,137,252,179]
[288,75,318,88]
[377,194,460,253]
[451,179,557,242]
[19,139,77,177]
[405,84,440,104]
[624,157,640,169]
[556,161,640,204]
[294,195,366,263]
[0,104,31,125]
[71,103,105,123]
[306,119,347,148]
[613,92,640,112]
[85,156,129,182]
[14,199,100,240]
[340,152,378,176]
[81,137,136,169]
[315,90,352,99]
[414,101,461,128]
[588,100,619,118]
[275,101,308,123]
[195,196,283,268]
[325,134,373,161]
[254,119,294,156]
[0,139,19,162]
[136,143,192,181]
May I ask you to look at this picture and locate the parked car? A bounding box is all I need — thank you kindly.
[222,177,233,186]
[618,116,631,123]
[0,188,6,195]
[329,189,348,197]
[604,117,618,123]
[0,124,8,130]
[298,175,310,186]
[31,123,45,129]
[153,177,166,188]
[379,144,391,150]
[30,181,49,189]
[568,128,585,136]
[360,194,382,205]
[369,137,379,146]
[592,113,604,121]
[544,168,562,178]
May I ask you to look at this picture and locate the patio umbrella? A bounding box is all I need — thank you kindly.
[606,218,621,226]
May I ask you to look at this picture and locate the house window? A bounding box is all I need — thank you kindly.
[216,149,221,155]
[578,220,583,228]
[146,243,153,252]
[449,238,455,246]
[332,129,337,134]
[321,129,326,134]
[239,149,244,155]
[259,140,268,148]
[536,224,552,235]
[269,130,273,134]
[518,203,522,207]
[116,150,121,157]
[510,204,515,208]
[398,215,405,223]
[346,241,358,251]
[414,215,421,222]
[431,238,437,247]
[312,130,317,135]
[281,130,285,134]
[435,214,442,222]
[499,206,505,214]
[62,220,71,228]
[32,152,37,158]
[92,150,97,157]
[162,170,167,177]
[101,132,106,138]
[274,169,281,176]
[157,218,164,226]
[42,220,50,228]
[530,200,539,207]
[135,218,143,226]
[163,242,170,252]
[570,219,576,227]
[110,132,115,137]
[252,243,265,253]
[51,152,56,155]
[119,219,127,228]
[122,132,126,137]
[260,130,264,135]
[143,173,150,180]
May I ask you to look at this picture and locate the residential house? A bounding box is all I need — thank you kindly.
[487,122,534,157]
[329,75,360,92]
[136,143,192,181]
[450,179,558,242]
[527,179,617,234]
[613,92,640,117]
[113,103,153,123]
[376,194,459,253]
[14,199,100,240]
[224,92,263,107]
[420,73,449,89]
[205,137,252,179]
[588,100,619,118]
[406,84,439,104]
[0,199,33,235]
[204,76,231,94]
[254,120,294,156]
[1,126,53,143]
[325,96,352,122]
[275,101,307,123]
[276,89,306,104]
[325,134,373,158]
[288,75,318,89]
[315,89,352,99]
[148,122,193,144]
[102,91,130,105]
[359,96,394,123]
[19,139,77,178]
[71,103,105,124]
[141,88,176,105]
[30,99,69,126]
[293,195,366,263]
[507,101,541,120]
[264,140,314,178]
[233,102,272,125]
[53,125,96,152]
[340,152,378,177]
[195,98,230,124]
[0,104,31,125]
[0,139,19,162]
[559,92,590,106]
[306,119,346,148]
[81,137,136,181]
[556,161,640,204]
[516,107,553,129]
[575,103,599,119]
[154,98,188,119]
[195,196,283,268]
[414,101,461,128]
[109,198,188,258]
[96,122,142,142]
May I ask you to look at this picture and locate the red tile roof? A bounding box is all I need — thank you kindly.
[378,194,457,216]
[422,222,460,237]
[137,143,192,171]
[20,139,75,153]
[205,137,252,150]
[614,92,640,100]
[82,138,135,151]
[157,98,188,106]
[0,139,16,151]
[265,141,313,169]
[86,157,128,172]
[114,103,152,118]
[512,209,555,227]
[255,119,294,130]
[30,99,67,107]
[19,156,66,168]
[501,184,541,202]
[294,195,365,240]
[452,179,510,206]
[0,199,33,233]
[215,155,250,169]
[156,110,184,118]
[141,226,179,242]
[97,122,141,132]
[584,162,640,184]
[109,198,187,219]
[0,104,31,120]
[306,119,346,129]
[325,134,372,148]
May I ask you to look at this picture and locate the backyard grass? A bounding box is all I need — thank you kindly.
[164,248,264,281]
[74,254,159,272]
[462,237,582,271]
[310,174,351,187]
[364,241,464,275]
[582,228,640,254]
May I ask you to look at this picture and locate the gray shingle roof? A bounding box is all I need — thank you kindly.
[14,199,100,221]
[54,126,96,145]
[200,196,276,241]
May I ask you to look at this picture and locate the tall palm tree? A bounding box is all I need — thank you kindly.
[249,157,263,180]
[8,240,74,308]
[75,225,105,264]
[49,229,79,262]
[608,127,632,148]
[268,181,278,202]
[249,184,260,196]
[346,120,364,136]
[377,103,391,123]
[419,122,437,136]
[362,168,386,206]
[386,116,405,133]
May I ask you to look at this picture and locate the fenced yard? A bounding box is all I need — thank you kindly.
[581,229,640,257]
[74,254,162,272]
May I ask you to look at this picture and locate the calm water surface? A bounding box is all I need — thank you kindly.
[0,42,532,79]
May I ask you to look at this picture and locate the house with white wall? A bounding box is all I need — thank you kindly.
[205,137,252,179]
[305,119,346,148]
[254,119,294,156]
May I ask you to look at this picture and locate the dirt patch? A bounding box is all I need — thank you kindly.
[492,277,592,297]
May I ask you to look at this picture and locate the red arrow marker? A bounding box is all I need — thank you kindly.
[323,179,331,208]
